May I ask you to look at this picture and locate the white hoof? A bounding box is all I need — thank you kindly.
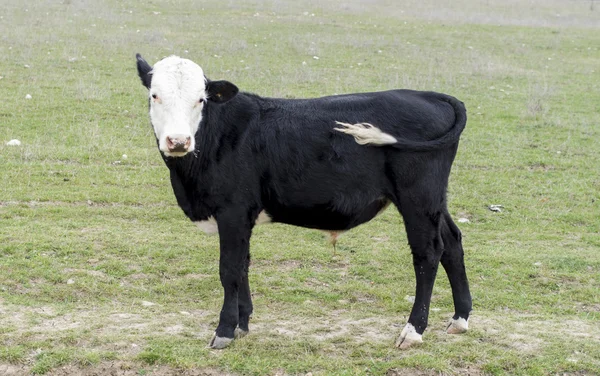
[208,333,234,349]
[234,327,248,339]
[446,317,469,334]
[395,323,423,349]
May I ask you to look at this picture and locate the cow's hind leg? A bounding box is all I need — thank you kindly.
[440,211,472,334]
[394,198,445,349]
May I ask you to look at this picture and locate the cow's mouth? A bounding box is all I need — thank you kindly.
[163,150,190,158]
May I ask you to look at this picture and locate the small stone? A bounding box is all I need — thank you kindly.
[405,295,415,303]
[25,94,32,99]
[141,300,156,307]
[534,262,542,267]
[122,154,128,159]
[6,139,21,146]
[488,204,503,212]
[313,56,319,60]
[180,311,191,315]
[458,217,470,223]
[66,279,75,284]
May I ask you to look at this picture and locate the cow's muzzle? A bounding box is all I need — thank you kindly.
[166,135,192,154]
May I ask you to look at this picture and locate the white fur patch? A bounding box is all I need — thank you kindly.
[446,317,469,334]
[334,121,397,146]
[395,323,423,349]
[148,56,206,156]
[255,210,272,225]
[195,216,218,234]
[195,211,271,234]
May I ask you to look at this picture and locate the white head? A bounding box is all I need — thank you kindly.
[136,54,238,157]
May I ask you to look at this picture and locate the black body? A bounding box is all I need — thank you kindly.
[137,57,472,346]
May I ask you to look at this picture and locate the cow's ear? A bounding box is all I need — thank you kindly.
[136,53,153,89]
[207,80,238,103]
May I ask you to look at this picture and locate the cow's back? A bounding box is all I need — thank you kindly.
[257,90,457,141]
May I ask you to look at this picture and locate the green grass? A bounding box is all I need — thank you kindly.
[1,0,599,375]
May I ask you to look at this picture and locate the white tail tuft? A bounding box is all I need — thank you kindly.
[334,122,397,146]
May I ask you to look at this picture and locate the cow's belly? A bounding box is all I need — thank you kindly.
[195,210,272,234]
[194,199,391,234]
[266,197,391,231]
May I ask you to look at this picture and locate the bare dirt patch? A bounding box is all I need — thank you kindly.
[0,364,29,376]
[3,299,599,374]
[253,309,397,345]
[0,362,238,376]
[386,367,484,376]
[473,313,600,353]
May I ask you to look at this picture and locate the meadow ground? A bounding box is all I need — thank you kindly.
[0,0,599,375]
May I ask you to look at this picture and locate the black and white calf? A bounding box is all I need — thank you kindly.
[135,54,472,349]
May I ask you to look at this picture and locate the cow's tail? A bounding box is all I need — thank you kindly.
[334,94,467,152]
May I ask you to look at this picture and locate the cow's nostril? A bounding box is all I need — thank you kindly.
[166,135,191,153]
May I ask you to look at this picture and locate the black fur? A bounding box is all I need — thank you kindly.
[136,54,472,347]
[136,54,152,89]
[207,80,239,103]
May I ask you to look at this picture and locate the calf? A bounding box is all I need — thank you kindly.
[135,54,472,349]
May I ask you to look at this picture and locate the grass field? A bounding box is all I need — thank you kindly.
[1,0,599,375]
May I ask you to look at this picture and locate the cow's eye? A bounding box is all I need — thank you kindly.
[152,94,158,99]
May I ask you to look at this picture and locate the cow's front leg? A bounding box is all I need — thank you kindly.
[235,253,252,339]
[209,212,252,349]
